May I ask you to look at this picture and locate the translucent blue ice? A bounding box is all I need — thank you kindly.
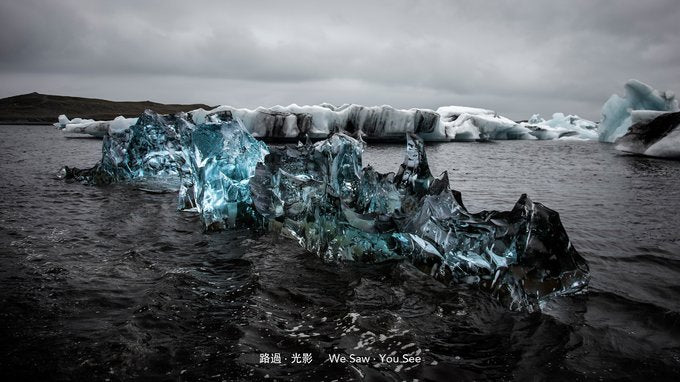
[177,113,269,229]
[250,133,589,310]
[62,109,589,311]
[59,110,187,186]
[599,80,679,143]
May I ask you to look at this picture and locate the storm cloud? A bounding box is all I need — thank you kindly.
[1,0,678,120]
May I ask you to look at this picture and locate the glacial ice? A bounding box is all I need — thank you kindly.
[615,111,680,159]
[60,110,185,185]
[61,108,589,310]
[598,80,679,143]
[53,114,94,128]
[192,103,600,142]
[57,103,602,142]
[436,106,534,140]
[177,111,269,229]
[521,113,599,140]
[248,133,589,310]
[190,104,444,141]
[54,114,137,138]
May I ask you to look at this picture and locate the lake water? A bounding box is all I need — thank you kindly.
[1,125,680,381]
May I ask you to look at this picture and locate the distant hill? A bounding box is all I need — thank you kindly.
[0,92,212,124]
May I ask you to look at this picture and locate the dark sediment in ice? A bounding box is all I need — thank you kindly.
[615,111,680,159]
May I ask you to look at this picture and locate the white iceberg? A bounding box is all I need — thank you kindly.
[436,106,533,140]
[190,104,444,141]
[54,115,137,137]
[598,79,679,143]
[521,113,599,140]
[53,114,95,129]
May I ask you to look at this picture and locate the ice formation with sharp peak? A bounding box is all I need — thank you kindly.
[598,79,679,143]
[60,108,590,310]
[615,111,680,159]
[176,112,269,229]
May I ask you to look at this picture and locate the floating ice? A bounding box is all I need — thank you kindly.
[58,103,603,142]
[191,103,596,142]
[249,133,589,310]
[436,106,534,140]
[53,114,137,138]
[177,111,269,229]
[598,80,679,143]
[615,111,680,159]
[59,110,185,185]
[521,113,599,140]
[190,104,443,141]
[61,108,589,310]
[53,114,95,128]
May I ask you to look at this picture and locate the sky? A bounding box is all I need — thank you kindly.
[0,0,678,120]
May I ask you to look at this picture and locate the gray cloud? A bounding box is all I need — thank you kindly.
[1,0,678,120]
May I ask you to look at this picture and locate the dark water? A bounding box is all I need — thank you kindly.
[1,125,680,381]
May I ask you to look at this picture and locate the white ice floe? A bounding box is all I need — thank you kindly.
[191,104,444,141]
[54,114,137,138]
[520,113,599,140]
[55,103,600,142]
[53,114,95,129]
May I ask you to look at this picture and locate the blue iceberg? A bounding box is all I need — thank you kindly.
[598,79,679,143]
[61,109,589,311]
[59,110,186,186]
[177,111,269,229]
[249,133,589,310]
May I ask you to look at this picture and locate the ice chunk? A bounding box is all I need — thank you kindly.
[57,103,604,142]
[62,120,110,138]
[521,113,599,140]
[53,114,95,129]
[108,116,139,134]
[53,114,137,138]
[61,107,589,310]
[436,106,534,140]
[59,110,186,186]
[615,111,680,159]
[191,104,444,141]
[598,80,679,143]
[178,114,269,229]
[249,133,589,310]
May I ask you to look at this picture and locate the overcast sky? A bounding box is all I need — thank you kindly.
[1,0,678,120]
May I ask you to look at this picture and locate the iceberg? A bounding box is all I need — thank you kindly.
[192,103,597,142]
[598,80,679,143]
[177,111,269,229]
[190,104,443,141]
[53,114,95,129]
[59,110,185,185]
[61,108,589,310]
[615,111,680,159]
[57,103,603,142]
[53,114,137,138]
[249,133,589,310]
[520,113,599,140]
[437,106,534,140]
